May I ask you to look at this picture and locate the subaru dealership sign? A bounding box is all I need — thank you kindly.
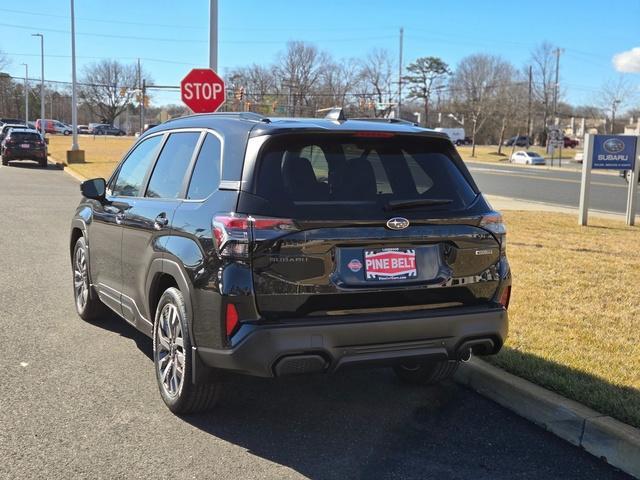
[591,135,636,170]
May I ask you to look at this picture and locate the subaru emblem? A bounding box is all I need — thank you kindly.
[386,217,410,230]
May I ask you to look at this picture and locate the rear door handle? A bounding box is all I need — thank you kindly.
[154,213,169,230]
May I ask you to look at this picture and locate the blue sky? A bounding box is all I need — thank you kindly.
[1,0,639,107]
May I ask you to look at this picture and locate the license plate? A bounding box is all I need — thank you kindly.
[364,248,417,280]
[20,144,30,148]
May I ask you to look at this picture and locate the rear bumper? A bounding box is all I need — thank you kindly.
[196,305,508,378]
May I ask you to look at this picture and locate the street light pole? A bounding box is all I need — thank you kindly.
[32,33,45,138]
[70,0,79,150]
[21,63,28,125]
[209,0,218,71]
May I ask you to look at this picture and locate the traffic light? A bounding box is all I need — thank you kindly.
[119,87,127,97]
[143,95,149,108]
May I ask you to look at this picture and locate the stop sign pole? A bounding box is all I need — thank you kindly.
[181,68,226,113]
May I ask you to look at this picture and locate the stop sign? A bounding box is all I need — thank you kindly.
[181,68,226,113]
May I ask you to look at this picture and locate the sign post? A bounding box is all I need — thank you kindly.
[180,68,226,113]
[579,134,638,226]
[625,137,640,226]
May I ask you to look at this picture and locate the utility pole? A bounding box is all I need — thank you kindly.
[397,27,403,119]
[527,65,532,137]
[70,0,79,151]
[552,48,562,124]
[611,99,620,134]
[21,64,28,125]
[209,0,218,71]
[141,79,146,130]
[31,33,45,138]
[137,58,143,132]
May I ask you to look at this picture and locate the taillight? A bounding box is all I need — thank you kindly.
[212,213,296,258]
[498,285,511,309]
[225,304,239,337]
[480,211,506,253]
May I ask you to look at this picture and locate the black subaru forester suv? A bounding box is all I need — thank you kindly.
[70,112,510,413]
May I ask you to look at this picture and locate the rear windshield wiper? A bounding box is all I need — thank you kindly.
[384,198,453,211]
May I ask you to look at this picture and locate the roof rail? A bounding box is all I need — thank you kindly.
[351,117,419,127]
[163,111,270,124]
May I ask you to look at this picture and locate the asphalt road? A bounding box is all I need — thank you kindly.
[1,163,631,480]
[467,161,637,214]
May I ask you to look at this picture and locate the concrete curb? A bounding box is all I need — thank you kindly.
[455,358,640,478]
[47,157,86,182]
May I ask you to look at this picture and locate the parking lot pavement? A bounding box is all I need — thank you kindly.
[0,164,632,480]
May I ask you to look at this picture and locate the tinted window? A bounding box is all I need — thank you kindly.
[9,132,41,141]
[146,132,200,199]
[253,134,477,220]
[186,133,222,200]
[111,135,162,197]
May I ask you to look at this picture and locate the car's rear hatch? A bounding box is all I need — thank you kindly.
[237,132,504,320]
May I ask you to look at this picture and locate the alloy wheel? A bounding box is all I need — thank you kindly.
[155,303,185,398]
[73,247,89,311]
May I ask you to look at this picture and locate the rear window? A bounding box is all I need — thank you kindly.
[9,132,41,141]
[250,134,477,220]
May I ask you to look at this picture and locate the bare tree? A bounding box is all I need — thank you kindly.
[227,64,277,106]
[79,60,148,124]
[320,58,360,109]
[598,76,637,133]
[275,41,328,115]
[495,65,527,154]
[530,42,558,142]
[359,48,394,117]
[451,54,513,157]
[403,57,450,127]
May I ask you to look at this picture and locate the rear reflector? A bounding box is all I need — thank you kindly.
[499,286,511,309]
[225,304,239,337]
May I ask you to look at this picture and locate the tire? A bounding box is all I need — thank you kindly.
[64,130,71,136]
[1,157,7,166]
[393,359,459,385]
[72,236,106,321]
[153,287,219,414]
[39,158,47,168]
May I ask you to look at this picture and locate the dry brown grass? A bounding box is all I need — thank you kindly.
[490,211,640,427]
[457,144,580,163]
[47,135,134,179]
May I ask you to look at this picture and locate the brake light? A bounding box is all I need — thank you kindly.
[480,211,506,253]
[498,286,511,309]
[212,213,296,258]
[353,131,395,138]
[225,304,239,337]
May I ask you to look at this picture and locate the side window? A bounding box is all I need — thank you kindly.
[146,131,201,199]
[300,145,328,182]
[111,135,163,197]
[186,133,222,200]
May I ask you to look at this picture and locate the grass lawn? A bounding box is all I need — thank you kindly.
[491,210,640,428]
[457,144,581,163]
[47,135,134,179]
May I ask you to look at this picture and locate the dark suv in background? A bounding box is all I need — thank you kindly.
[1,128,47,167]
[70,112,511,413]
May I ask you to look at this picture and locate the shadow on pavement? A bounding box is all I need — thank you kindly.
[88,314,631,479]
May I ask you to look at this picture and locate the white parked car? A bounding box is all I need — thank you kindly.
[510,150,545,165]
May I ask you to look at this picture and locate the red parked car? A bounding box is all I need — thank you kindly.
[563,137,579,148]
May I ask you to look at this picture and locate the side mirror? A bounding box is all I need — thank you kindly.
[80,178,106,201]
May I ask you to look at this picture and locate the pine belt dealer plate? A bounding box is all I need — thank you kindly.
[364,248,417,281]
